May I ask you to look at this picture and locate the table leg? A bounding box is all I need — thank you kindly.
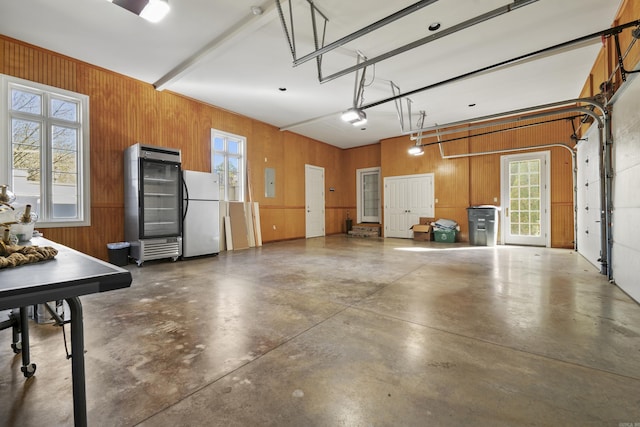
[19,307,36,377]
[66,297,87,427]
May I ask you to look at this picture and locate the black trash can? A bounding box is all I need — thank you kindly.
[346,218,353,233]
[467,206,500,246]
[107,242,130,266]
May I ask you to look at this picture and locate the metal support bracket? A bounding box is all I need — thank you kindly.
[613,30,640,82]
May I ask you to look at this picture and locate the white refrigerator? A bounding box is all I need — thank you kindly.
[182,171,220,257]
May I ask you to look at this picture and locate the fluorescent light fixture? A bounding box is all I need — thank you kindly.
[109,0,170,22]
[140,0,170,22]
[408,145,424,156]
[341,108,367,126]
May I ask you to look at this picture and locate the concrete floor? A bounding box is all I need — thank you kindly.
[1,236,640,426]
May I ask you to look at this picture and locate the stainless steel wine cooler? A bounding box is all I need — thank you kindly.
[124,143,182,266]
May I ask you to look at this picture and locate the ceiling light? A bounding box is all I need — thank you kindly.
[341,108,367,126]
[408,145,424,156]
[140,0,170,23]
[251,6,263,15]
[109,0,170,22]
[428,22,441,31]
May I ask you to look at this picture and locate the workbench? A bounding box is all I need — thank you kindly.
[0,237,133,427]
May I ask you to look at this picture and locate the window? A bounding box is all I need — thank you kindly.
[1,74,90,227]
[211,129,245,202]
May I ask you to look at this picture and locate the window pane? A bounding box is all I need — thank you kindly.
[530,173,539,185]
[531,186,540,198]
[212,154,225,199]
[50,98,78,122]
[52,181,78,218]
[12,118,41,148]
[228,139,240,154]
[53,149,77,174]
[213,154,225,181]
[11,88,41,114]
[228,157,240,201]
[12,119,41,183]
[531,224,541,236]
[52,126,78,151]
[214,137,224,151]
[530,160,540,172]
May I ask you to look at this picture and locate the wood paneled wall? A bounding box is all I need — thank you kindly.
[579,0,640,101]
[3,0,636,259]
[1,36,367,259]
[381,114,576,248]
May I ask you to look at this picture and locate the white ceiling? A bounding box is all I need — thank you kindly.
[0,0,623,148]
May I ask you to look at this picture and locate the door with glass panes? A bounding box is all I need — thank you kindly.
[358,168,380,223]
[500,152,550,246]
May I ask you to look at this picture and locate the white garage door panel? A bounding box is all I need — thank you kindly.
[576,125,602,269]
[611,73,640,304]
[613,167,640,208]
[612,244,640,303]
[612,208,640,249]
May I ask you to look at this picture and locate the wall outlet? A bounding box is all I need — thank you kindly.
[435,198,439,203]
[494,197,498,202]
[272,225,276,230]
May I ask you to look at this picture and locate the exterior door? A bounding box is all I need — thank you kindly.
[305,164,325,238]
[358,168,381,223]
[384,174,434,238]
[501,152,550,246]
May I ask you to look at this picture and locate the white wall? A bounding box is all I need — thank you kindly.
[611,74,640,303]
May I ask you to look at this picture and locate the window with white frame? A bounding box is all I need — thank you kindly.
[1,74,90,227]
[211,129,245,202]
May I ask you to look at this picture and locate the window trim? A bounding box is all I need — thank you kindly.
[211,129,246,202]
[1,74,91,227]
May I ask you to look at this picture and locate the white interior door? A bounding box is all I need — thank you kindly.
[305,164,325,238]
[384,174,434,238]
[407,175,434,226]
[384,177,409,238]
[501,152,550,246]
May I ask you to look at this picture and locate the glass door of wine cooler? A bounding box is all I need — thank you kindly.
[140,159,182,238]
